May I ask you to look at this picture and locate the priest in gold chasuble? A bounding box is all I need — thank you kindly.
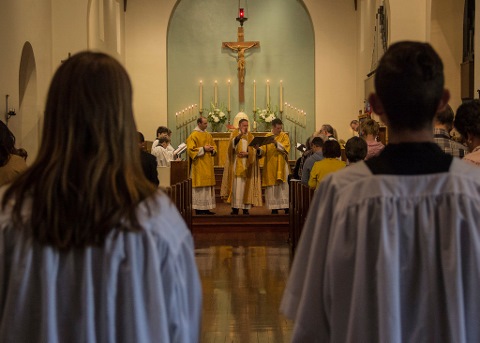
[220,119,262,215]
[186,117,217,215]
[259,118,291,214]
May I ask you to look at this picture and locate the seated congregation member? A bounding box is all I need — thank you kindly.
[281,41,480,342]
[220,119,262,215]
[0,121,27,186]
[0,52,201,342]
[433,105,468,158]
[308,140,345,189]
[151,125,174,152]
[151,136,177,167]
[296,133,326,180]
[361,118,385,159]
[138,131,159,186]
[454,100,480,165]
[301,137,324,186]
[319,124,337,141]
[350,119,360,137]
[345,136,368,165]
[291,137,312,181]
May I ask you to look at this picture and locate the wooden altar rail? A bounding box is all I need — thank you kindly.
[162,178,193,231]
[289,180,315,256]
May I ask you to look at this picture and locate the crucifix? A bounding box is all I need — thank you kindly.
[222,25,259,103]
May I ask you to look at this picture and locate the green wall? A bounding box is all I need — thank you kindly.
[168,0,314,157]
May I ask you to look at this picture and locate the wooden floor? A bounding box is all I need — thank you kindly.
[194,230,293,343]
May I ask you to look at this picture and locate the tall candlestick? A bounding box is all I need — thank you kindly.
[228,80,231,111]
[253,80,256,111]
[199,81,203,110]
[279,80,283,111]
[266,80,270,107]
[214,80,218,106]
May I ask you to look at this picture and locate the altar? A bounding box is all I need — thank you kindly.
[211,131,289,167]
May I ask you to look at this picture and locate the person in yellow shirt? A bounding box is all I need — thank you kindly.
[259,118,291,214]
[220,119,262,215]
[186,117,217,215]
[308,140,345,189]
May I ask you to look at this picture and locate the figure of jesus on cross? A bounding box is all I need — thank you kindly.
[222,27,260,103]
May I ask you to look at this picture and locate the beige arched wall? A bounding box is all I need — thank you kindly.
[429,0,463,114]
[125,0,175,139]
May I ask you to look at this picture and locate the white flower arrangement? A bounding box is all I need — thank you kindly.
[206,103,227,125]
[257,105,277,124]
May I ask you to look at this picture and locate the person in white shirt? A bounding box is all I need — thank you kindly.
[151,136,177,167]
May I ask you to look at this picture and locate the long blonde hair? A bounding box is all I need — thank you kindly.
[2,51,156,249]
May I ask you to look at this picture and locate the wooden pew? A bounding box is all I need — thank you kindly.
[158,161,192,231]
[289,179,316,256]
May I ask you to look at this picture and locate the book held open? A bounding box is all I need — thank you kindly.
[248,135,275,147]
[174,143,187,156]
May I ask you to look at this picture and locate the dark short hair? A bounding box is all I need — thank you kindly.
[271,118,283,127]
[434,104,454,125]
[454,100,480,139]
[323,140,341,158]
[157,136,170,145]
[350,120,359,126]
[375,41,444,131]
[137,131,145,143]
[197,116,206,125]
[156,126,170,136]
[311,137,324,148]
[239,118,248,126]
[345,137,367,163]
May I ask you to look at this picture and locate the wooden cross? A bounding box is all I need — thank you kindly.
[222,27,260,103]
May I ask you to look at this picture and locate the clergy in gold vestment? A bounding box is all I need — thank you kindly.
[220,119,262,215]
[186,117,217,215]
[259,118,291,214]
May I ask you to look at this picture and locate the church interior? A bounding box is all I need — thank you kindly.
[0,0,475,341]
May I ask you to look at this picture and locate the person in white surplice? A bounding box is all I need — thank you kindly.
[281,41,480,342]
[220,118,262,215]
[0,52,201,342]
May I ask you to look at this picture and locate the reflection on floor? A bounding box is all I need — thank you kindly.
[195,232,293,343]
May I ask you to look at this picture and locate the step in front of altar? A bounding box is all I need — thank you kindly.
[192,214,288,231]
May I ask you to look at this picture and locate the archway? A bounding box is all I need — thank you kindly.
[17,42,39,162]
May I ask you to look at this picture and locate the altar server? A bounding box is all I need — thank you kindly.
[281,41,480,342]
[186,116,217,215]
[0,51,201,342]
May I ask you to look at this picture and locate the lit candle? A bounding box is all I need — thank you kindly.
[199,81,203,109]
[176,112,178,125]
[228,80,231,112]
[214,80,218,106]
[279,80,283,111]
[266,80,270,107]
[253,80,256,111]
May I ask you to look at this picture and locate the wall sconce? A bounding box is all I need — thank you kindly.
[5,95,16,124]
